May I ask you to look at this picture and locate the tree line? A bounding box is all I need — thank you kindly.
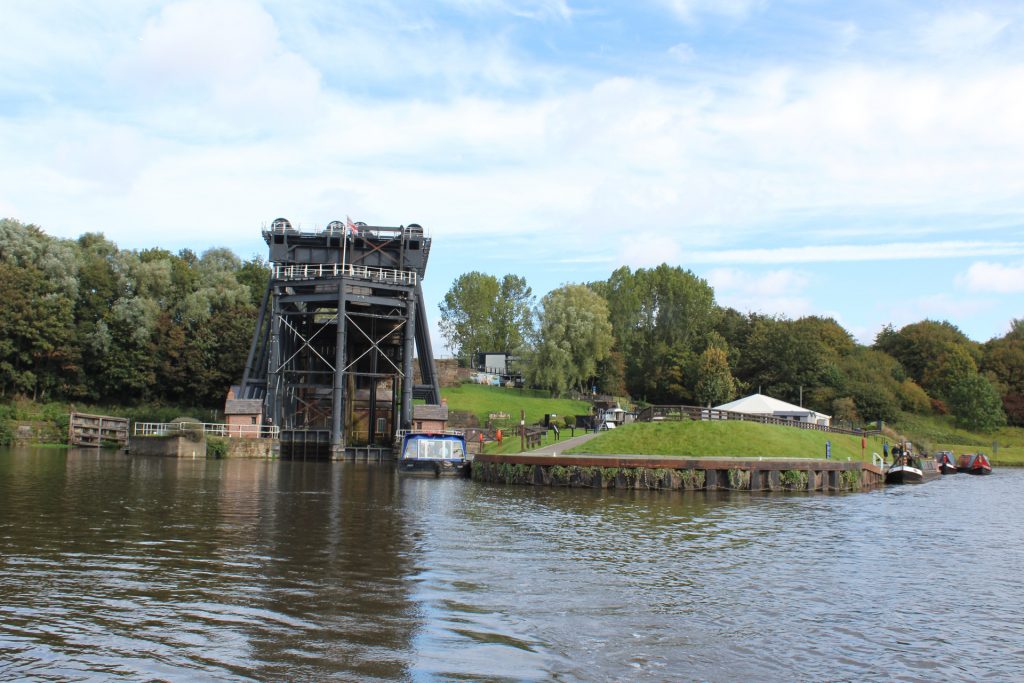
[439,266,1022,432]
[2,218,1019,433]
[0,219,267,408]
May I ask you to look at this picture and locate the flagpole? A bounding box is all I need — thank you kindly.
[341,218,349,274]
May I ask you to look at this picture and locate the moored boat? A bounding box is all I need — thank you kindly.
[956,452,992,476]
[885,447,941,485]
[397,430,470,477]
[934,450,959,475]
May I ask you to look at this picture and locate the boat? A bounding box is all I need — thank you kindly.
[397,430,470,477]
[885,448,941,485]
[934,450,959,475]
[956,452,993,476]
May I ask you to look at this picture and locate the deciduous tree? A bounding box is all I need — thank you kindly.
[527,285,613,396]
[694,347,736,406]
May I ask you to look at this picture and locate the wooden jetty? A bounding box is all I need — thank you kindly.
[472,453,885,492]
[68,412,129,448]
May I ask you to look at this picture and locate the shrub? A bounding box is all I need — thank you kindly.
[206,437,228,459]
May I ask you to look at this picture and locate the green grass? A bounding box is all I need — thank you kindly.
[440,384,591,430]
[890,411,1024,466]
[480,425,587,455]
[566,420,888,461]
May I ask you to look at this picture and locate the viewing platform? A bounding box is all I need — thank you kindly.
[273,263,418,286]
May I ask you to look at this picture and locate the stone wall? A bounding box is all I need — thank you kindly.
[12,420,64,445]
[413,358,471,387]
[130,435,207,458]
[225,439,278,459]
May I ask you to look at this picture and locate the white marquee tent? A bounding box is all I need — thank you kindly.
[713,393,831,427]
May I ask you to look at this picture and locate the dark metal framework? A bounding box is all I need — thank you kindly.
[238,218,441,459]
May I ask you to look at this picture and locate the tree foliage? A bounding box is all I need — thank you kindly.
[3,216,1023,437]
[591,264,715,402]
[694,347,736,407]
[438,271,534,362]
[0,218,258,407]
[946,373,1007,432]
[982,323,1024,426]
[526,285,613,396]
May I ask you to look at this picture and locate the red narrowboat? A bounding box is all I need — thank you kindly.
[956,452,992,476]
[934,451,958,475]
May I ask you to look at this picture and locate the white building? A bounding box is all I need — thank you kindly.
[713,393,831,427]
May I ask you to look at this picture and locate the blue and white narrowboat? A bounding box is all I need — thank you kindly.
[397,430,469,477]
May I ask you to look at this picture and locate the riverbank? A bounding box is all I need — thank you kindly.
[473,452,883,491]
[0,399,219,447]
[550,410,1024,466]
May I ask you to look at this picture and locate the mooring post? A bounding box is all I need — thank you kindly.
[520,409,525,452]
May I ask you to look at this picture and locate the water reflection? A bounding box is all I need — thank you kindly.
[2,447,1024,681]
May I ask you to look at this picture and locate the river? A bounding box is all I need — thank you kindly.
[1,447,1022,681]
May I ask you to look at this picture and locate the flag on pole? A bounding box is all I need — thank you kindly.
[346,216,359,234]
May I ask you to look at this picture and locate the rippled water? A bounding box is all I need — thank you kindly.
[2,447,1023,681]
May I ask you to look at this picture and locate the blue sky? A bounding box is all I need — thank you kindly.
[2,0,1023,351]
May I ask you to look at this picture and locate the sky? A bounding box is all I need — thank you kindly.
[2,0,1023,353]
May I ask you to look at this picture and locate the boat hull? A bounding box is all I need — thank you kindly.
[886,466,923,484]
[398,459,469,477]
[885,461,940,485]
[956,453,993,476]
[938,463,959,475]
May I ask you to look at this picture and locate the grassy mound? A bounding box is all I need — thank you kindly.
[567,420,888,461]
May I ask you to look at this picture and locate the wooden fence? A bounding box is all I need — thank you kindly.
[635,405,881,437]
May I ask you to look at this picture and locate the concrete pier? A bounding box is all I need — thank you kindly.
[472,453,884,492]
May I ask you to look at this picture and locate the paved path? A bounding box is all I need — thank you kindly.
[523,431,602,456]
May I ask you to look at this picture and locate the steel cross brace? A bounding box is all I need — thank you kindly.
[279,314,338,372]
[342,314,406,376]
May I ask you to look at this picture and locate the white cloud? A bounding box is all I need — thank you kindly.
[917,9,1011,54]
[440,0,571,21]
[689,241,1024,265]
[668,43,695,62]
[957,260,1024,294]
[2,2,1024,276]
[707,267,813,318]
[621,232,683,268]
[116,0,323,135]
[661,0,762,22]
[881,293,997,332]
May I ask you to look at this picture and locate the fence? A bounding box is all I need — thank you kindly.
[635,405,881,437]
[273,263,417,286]
[133,422,281,439]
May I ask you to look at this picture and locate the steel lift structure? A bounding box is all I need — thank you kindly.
[237,218,441,460]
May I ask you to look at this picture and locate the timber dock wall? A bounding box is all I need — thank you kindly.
[473,454,884,492]
[68,412,129,448]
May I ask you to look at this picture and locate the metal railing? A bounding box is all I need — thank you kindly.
[394,429,465,440]
[133,422,281,439]
[273,263,418,286]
